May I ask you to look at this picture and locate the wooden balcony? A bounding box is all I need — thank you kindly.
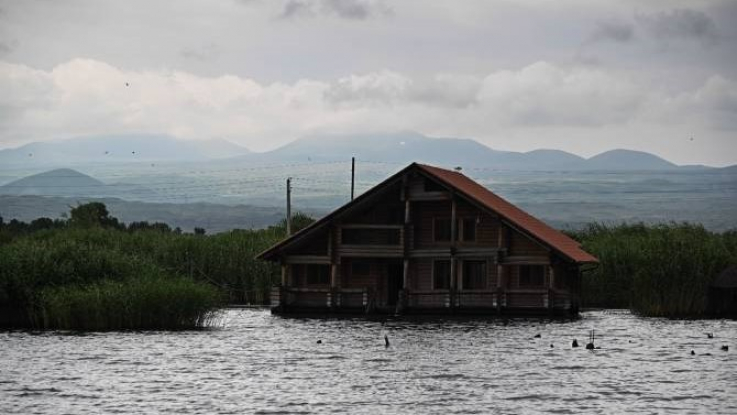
[271,286,372,311]
[272,286,575,315]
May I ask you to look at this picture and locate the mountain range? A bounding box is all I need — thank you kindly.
[0,131,716,171]
[0,134,251,167]
[230,132,683,171]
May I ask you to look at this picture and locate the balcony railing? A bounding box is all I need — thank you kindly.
[271,286,574,313]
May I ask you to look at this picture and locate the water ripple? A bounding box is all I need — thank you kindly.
[1,310,735,414]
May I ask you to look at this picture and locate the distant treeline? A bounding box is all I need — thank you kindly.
[0,202,314,330]
[568,223,737,317]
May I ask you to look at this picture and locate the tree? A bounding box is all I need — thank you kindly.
[29,217,56,231]
[69,202,122,229]
[128,221,172,233]
[269,211,316,235]
[194,227,206,235]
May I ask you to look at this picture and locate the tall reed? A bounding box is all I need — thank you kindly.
[569,223,737,317]
[38,274,221,330]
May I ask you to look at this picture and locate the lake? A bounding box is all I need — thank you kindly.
[1,309,735,414]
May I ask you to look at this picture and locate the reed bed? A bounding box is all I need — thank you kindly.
[0,230,226,330]
[0,221,288,329]
[569,223,737,317]
[38,275,221,331]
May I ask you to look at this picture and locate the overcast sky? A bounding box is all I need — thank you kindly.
[1,0,736,165]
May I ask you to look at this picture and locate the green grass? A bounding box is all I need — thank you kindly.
[568,223,737,317]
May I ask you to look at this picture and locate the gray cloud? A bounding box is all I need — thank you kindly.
[280,0,390,20]
[180,43,219,62]
[324,72,479,109]
[281,1,313,18]
[590,20,634,43]
[636,8,720,46]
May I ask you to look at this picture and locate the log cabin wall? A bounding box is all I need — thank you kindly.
[506,264,550,289]
[411,258,499,291]
[289,231,329,256]
[412,201,500,249]
[508,228,548,257]
[341,258,381,291]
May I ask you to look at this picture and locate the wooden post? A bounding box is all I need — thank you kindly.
[286,177,292,236]
[496,264,503,313]
[329,227,338,309]
[548,265,555,312]
[331,264,338,288]
[403,259,409,289]
[281,264,287,286]
[350,157,355,201]
[402,175,411,307]
[450,195,458,245]
[450,194,457,310]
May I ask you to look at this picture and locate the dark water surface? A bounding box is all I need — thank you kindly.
[1,310,735,414]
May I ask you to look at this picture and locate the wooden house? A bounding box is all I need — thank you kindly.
[257,163,598,315]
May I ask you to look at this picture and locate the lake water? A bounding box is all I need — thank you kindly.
[1,309,735,414]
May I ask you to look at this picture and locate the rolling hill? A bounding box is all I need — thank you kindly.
[0,134,251,167]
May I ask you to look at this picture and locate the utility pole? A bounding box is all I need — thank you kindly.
[351,157,355,201]
[286,177,292,236]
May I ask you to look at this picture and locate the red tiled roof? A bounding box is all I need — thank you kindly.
[258,162,598,263]
[417,164,598,263]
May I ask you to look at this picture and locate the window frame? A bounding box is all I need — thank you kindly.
[460,217,477,243]
[519,265,545,288]
[432,259,451,290]
[462,260,487,290]
[306,264,330,286]
[433,217,452,242]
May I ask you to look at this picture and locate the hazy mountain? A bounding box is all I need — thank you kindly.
[0,168,104,197]
[231,132,686,171]
[0,134,251,167]
[0,168,157,199]
[0,131,716,172]
[261,132,506,165]
[584,149,676,170]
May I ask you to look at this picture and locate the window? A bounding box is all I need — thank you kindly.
[461,218,477,242]
[519,265,545,287]
[306,264,330,285]
[462,260,487,290]
[434,218,451,242]
[433,260,451,290]
[351,261,371,277]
